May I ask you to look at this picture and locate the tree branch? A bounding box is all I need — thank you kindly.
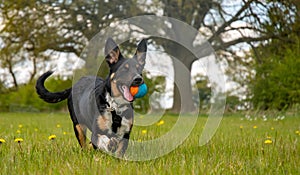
[213,35,272,51]
[208,0,255,43]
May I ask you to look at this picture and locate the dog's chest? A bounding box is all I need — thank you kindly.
[103,93,133,138]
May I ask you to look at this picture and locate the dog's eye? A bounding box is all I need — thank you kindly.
[105,56,111,62]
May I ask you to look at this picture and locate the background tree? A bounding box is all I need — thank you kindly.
[0,0,145,89]
[249,0,300,110]
[138,0,298,113]
[0,1,85,89]
[0,0,155,111]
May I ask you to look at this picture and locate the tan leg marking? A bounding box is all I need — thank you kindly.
[75,124,87,148]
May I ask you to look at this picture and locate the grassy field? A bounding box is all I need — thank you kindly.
[0,112,299,174]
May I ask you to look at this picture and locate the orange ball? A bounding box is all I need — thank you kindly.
[130,86,139,96]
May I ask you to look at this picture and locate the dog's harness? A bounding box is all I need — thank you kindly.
[105,93,131,116]
[106,104,129,116]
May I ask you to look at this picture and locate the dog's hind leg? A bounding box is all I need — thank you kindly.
[68,97,87,148]
[74,124,87,148]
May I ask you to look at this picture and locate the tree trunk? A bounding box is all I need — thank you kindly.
[29,57,37,82]
[158,17,214,113]
[8,61,18,90]
[171,57,195,113]
[162,40,213,113]
[161,40,196,113]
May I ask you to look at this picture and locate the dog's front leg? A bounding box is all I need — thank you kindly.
[91,114,111,151]
[115,132,130,157]
[91,133,110,151]
[107,137,119,153]
[115,139,127,157]
[91,134,121,153]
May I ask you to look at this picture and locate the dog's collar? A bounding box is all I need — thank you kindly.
[105,93,131,116]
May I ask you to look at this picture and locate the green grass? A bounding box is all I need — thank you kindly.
[0,112,299,174]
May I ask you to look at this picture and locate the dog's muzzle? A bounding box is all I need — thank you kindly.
[131,75,143,86]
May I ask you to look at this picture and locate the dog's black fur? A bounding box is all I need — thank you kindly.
[36,38,147,156]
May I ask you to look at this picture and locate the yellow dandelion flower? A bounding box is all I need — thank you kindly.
[34,128,38,132]
[157,120,165,126]
[48,135,57,140]
[240,125,243,129]
[141,130,147,134]
[271,127,274,130]
[63,132,67,135]
[253,126,257,129]
[16,130,21,134]
[56,124,61,128]
[0,138,6,143]
[295,130,300,134]
[18,124,23,128]
[14,138,24,143]
[264,139,272,144]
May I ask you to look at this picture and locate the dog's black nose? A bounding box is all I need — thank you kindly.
[132,75,143,86]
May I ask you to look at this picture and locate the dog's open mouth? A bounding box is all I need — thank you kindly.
[119,85,134,102]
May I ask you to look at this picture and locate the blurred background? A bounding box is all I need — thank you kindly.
[0,0,299,114]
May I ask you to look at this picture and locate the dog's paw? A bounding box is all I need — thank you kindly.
[97,135,110,152]
[107,137,119,153]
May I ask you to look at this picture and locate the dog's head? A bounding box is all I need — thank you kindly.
[105,38,147,102]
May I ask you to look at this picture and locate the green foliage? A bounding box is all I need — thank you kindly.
[251,39,300,110]
[0,77,72,112]
[250,0,300,110]
[226,95,241,111]
[194,75,211,110]
[195,74,242,111]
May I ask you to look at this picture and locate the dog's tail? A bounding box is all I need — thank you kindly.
[36,71,71,103]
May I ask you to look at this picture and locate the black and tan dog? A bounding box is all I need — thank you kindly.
[36,38,147,156]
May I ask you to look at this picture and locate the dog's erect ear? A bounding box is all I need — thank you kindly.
[105,38,118,56]
[135,39,147,69]
[105,38,120,65]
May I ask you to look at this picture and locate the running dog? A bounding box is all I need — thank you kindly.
[36,38,147,156]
